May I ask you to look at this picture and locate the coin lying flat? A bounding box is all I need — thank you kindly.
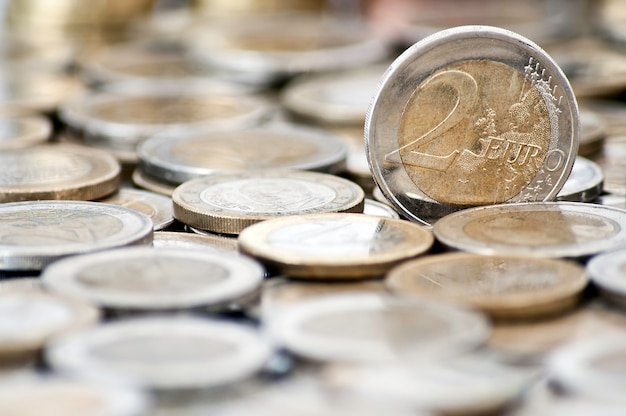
[138,124,348,185]
[264,293,489,363]
[0,144,121,202]
[548,334,626,402]
[152,231,238,252]
[281,64,387,125]
[238,213,433,279]
[0,376,149,416]
[0,115,51,150]
[0,291,99,365]
[60,82,272,144]
[433,202,626,259]
[366,26,578,226]
[586,248,626,307]
[46,316,272,390]
[556,156,603,202]
[173,170,365,235]
[578,110,606,156]
[0,201,153,271]
[386,253,588,319]
[41,247,264,312]
[98,187,174,230]
[363,198,400,219]
[131,168,176,196]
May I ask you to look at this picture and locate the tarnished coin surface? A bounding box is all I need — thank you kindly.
[138,124,348,185]
[238,213,433,279]
[386,253,588,319]
[264,293,489,363]
[0,144,120,202]
[556,156,603,202]
[433,202,626,259]
[366,26,578,226]
[0,115,51,150]
[0,376,149,416]
[0,201,153,270]
[173,170,364,235]
[98,187,174,230]
[0,291,99,364]
[42,247,264,312]
[46,316,272,390]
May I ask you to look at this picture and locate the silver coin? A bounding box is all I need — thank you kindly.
[579,109,606,156]
[41,247,264,312]
[281,64,388,125]
[547,334,626,402]
[172,170,364,234]
[138,124,348,185]
[98,187,174,231]
[46,316,272,390]
[366,26,579,226]
[0,201,153,270]
[556,156,603,202]
[264,293,490,363]
[586,248,626,305]
[0,375,150,416]
[433,202,626,259]
[152,231,238,252]
[60,81,273,145]
[0,114,51,150]
[363,198,400,219]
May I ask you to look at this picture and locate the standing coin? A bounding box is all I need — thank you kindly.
[0,144,120,202]
[238,213,433,279]
[433,202,626,259]
[0,201,153,271]
[173,170,364,235]
[367,26,578,226]
[386,253,588,319]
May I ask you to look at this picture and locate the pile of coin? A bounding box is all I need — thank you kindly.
[3,0,626,414]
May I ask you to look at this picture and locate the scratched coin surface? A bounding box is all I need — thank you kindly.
[238,213,433,278]
[366,26,578,226]
[138,124,347,185]
[0,144,120,202]
[173,170,364,235]
[386,252,588,319]
[41,247,264,312]
[433,202,626,259]
[0,201,153,271]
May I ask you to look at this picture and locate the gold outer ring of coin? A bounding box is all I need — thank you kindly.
[385,252,588,320]
[172,170,365,235]
[238,213,434,279]
[0,144,121,202]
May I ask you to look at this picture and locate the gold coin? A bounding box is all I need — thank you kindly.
[386,252,588,320]
[238,213,433,279]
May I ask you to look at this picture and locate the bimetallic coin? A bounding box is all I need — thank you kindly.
[131,168,175,196]
[366,26,578,226]
[60,82,273,144]
[138,124,348,185]
[191,15,389,79]
[556,156,603,202]
[0,115,51,150]
[586,248,626,307]
[0,144,120,202]
[173,171,364,235]
[238,213,433,279]
[42,247,264,312]
[98,187,174,230]
[386,253,588,319]
[46,316,272,390]
[152,231,238,252]
[281,64,387,125]
[548,335,626,402]
[0,291,99,365]
[0,201,153,271]
[433,202,626,259]
[264,293,489,363]
[0,376,149,416]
